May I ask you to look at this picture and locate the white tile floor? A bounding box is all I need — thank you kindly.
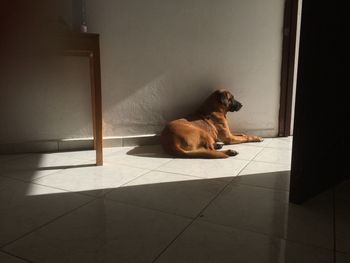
[0,137,348,262]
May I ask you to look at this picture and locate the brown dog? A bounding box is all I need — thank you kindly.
[160,89,263,158]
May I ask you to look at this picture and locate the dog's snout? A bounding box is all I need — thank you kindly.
[230,100,243,112]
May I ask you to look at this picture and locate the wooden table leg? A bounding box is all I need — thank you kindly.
[90,46,103,166]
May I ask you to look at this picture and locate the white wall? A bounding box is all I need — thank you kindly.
[0,57,92,143]
[87,0,284,137]
[0,0,284,144]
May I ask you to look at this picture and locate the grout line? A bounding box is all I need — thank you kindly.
[0,198,96,250]
[0,171,101,200]
[152,149,291,262]
[96,169,155,199]
[237,147,265,176]
[27,168,153,199]
[0,168,67,185]
[152,159,254,262]
[240,159,292,166]
[151,169,236,183]
[232,181,290,193]
[103,197,194,221]
[104,156,174,171]
[0,249,33,263]
[151,220,196,262]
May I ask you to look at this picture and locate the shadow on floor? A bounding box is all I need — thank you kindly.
[126,145,171,158]
[0,153,345,263]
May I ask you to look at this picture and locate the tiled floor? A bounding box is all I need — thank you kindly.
[0,137,348,262]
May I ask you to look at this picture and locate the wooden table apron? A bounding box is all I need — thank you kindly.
[58,33,103,166]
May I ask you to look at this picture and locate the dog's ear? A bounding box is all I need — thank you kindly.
[219,92,229,107]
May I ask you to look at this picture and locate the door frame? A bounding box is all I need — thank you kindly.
[278,0,300,137]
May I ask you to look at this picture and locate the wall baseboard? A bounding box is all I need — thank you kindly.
[0,129,277,154]
[0,135,160,154]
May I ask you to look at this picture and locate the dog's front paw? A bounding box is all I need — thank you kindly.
[225,149,239,156]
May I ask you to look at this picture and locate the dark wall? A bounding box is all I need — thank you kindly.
[290,1,346,203]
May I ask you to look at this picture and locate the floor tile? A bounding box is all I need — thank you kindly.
[266,138,293,149]
[201,184,333,249]
[235,170,290,191]
[3,199,191,263]
[240,138,273,147]
[0,176,92,247]
[156,158,248,181]
[33,163,149,197]
[0,169,64,182]
[0,154,27,164]
[253,148,292,165]
[156,220,333,263]
[0,153,94,182]
[104,145,173,170]
[240,160,291,174]
[0,252,28,263]
[106,171,227,218]
[278,136,293,141]
[51,150,97,161]
[103,146,130,157]
[0,153,92,171]
[240,160,291,175]
[222,144,263,161]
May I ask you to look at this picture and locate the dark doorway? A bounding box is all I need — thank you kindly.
[289,0,346,203]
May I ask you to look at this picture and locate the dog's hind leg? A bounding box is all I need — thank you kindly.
[174,147,238,159]
[179,149,228,158]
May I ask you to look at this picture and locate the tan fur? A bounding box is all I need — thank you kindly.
[160,89,263,158]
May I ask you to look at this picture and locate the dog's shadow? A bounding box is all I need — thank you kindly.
[126,145,172,159]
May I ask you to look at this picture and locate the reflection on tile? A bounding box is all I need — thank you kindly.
[222,144,263,161]
[0,252,28,263]
[337,252,350,263]
[33,163,148,197]
[106,171,227,218]
[156,220,333,263]
[4,200,191,263]
[156,158,248,181]
[0,176,92,246]
[201,184,333,249]
[233,170,290,191]
[253,148,292,165]
[336,180,350,254]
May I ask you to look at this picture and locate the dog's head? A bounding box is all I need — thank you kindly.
[215,89,243,112]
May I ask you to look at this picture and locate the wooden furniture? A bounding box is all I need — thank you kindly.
[58,33,103,165]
